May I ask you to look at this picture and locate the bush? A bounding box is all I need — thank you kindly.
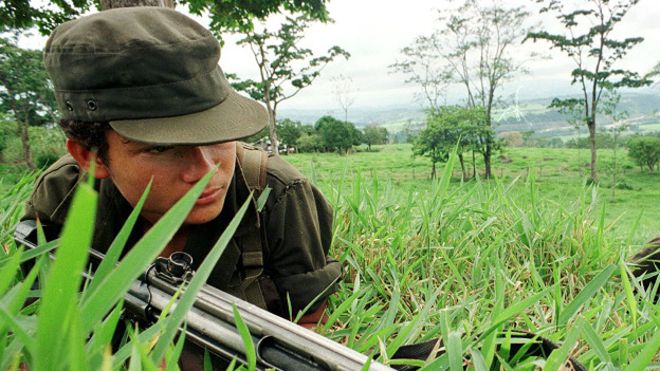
[626,135,660,172]
[297,133,323,153]
[30,126,66,160]
[36,152,60,168]
[0,115,14,160]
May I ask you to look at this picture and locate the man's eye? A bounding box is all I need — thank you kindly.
[147,145,172,154]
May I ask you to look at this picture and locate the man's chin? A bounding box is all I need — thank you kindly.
[184,202,224,225]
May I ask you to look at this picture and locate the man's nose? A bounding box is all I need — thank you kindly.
[180,146,215,183]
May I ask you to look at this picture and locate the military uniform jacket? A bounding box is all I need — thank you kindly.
[22,144,341,317]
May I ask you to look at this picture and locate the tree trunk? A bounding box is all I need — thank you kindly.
[472,150,476,178]
[268,110,280,156]
[588,120,597,181]
[19,120,35,170]
[458,153,466,181]
[100,0,174,9]
[431,162,436,179]
[484,143,492,178]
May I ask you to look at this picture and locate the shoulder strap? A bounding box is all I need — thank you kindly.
[235,142,270,309]
[236,142,268,193]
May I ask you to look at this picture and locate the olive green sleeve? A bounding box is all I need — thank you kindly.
[22,154,82,226]
[264,176,341,317]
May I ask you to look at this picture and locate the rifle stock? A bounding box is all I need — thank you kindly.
[15,220,394,371]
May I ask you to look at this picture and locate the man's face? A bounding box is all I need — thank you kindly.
[102,130,236,225]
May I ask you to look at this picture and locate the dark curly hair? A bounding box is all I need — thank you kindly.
[59,119,111,163]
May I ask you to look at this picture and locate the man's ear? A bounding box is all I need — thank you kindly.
[66,139,110,179]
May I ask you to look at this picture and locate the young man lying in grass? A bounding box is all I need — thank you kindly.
[21,7,340,368]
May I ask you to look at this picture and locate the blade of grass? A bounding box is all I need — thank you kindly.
[478,288,550,344]
[87,301,124,365]
[67,306,89,371]
[580,319,611,364]
[165,325,188,371]
[385,288,439,357]
[470,349,488,371]
[35,182,97,369]
[0,255,44,343]
[618,258,638,329]
[112,320,165,367]
[0,239,58,266]
[624,329,660,371]
[544,319,583,371]
[0,305,35,354]
[481,267,504,367]
[0,248,22,295]
[84,180,152,300]
[233,303,256,370]
[323,289,361,332]
[447,331,463,371]
[558,264,616,326]
[418,353,449,371]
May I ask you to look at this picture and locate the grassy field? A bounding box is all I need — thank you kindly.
[286,144,659,245]
[0,143,658,369]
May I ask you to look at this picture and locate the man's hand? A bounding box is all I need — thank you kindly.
[298,301,328,330]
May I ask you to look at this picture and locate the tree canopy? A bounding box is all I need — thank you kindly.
[0,0,329,34]
[362,125,388,151]
[414,106,490,179]
[526,0,651,181]
[315,115,361,153]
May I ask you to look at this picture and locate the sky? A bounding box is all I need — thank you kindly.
[19,0,660,112]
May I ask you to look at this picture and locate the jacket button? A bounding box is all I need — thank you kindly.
[87,99,97,111]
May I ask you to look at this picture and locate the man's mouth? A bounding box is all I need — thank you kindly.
[195,187,222,205]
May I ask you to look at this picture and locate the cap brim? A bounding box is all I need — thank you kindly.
[108,90,268,145]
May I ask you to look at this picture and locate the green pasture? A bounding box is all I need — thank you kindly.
[286,144,659,245]
[639,122,660,133]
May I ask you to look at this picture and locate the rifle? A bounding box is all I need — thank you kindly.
[14,219,394,371]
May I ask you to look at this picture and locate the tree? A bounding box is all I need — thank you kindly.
[1,0,327,35]
[233,14,349,155]
[627,136,659,173]
[315,115,361,154]
[414,106,489,179]
[362,125,388,151]
[330,74,356,124]
[394,0,531,178]
[600,89,628,195]
[0,36,57,169]
[276,118,303,152]
[526,0,651,182]
[297,132,323,153]
[390,35,448,111]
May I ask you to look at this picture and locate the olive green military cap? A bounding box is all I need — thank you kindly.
[44,7,267,145]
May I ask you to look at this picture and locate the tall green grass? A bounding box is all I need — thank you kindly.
[0,147,658,369]
[315,155,658,368]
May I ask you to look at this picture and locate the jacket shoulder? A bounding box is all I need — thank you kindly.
[23,154,82,224]
[265,155,306,187]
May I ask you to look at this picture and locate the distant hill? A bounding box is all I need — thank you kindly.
[279,91,660,137]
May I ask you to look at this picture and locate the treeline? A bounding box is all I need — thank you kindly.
[254,116,388,154]
[499,130,660,151]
